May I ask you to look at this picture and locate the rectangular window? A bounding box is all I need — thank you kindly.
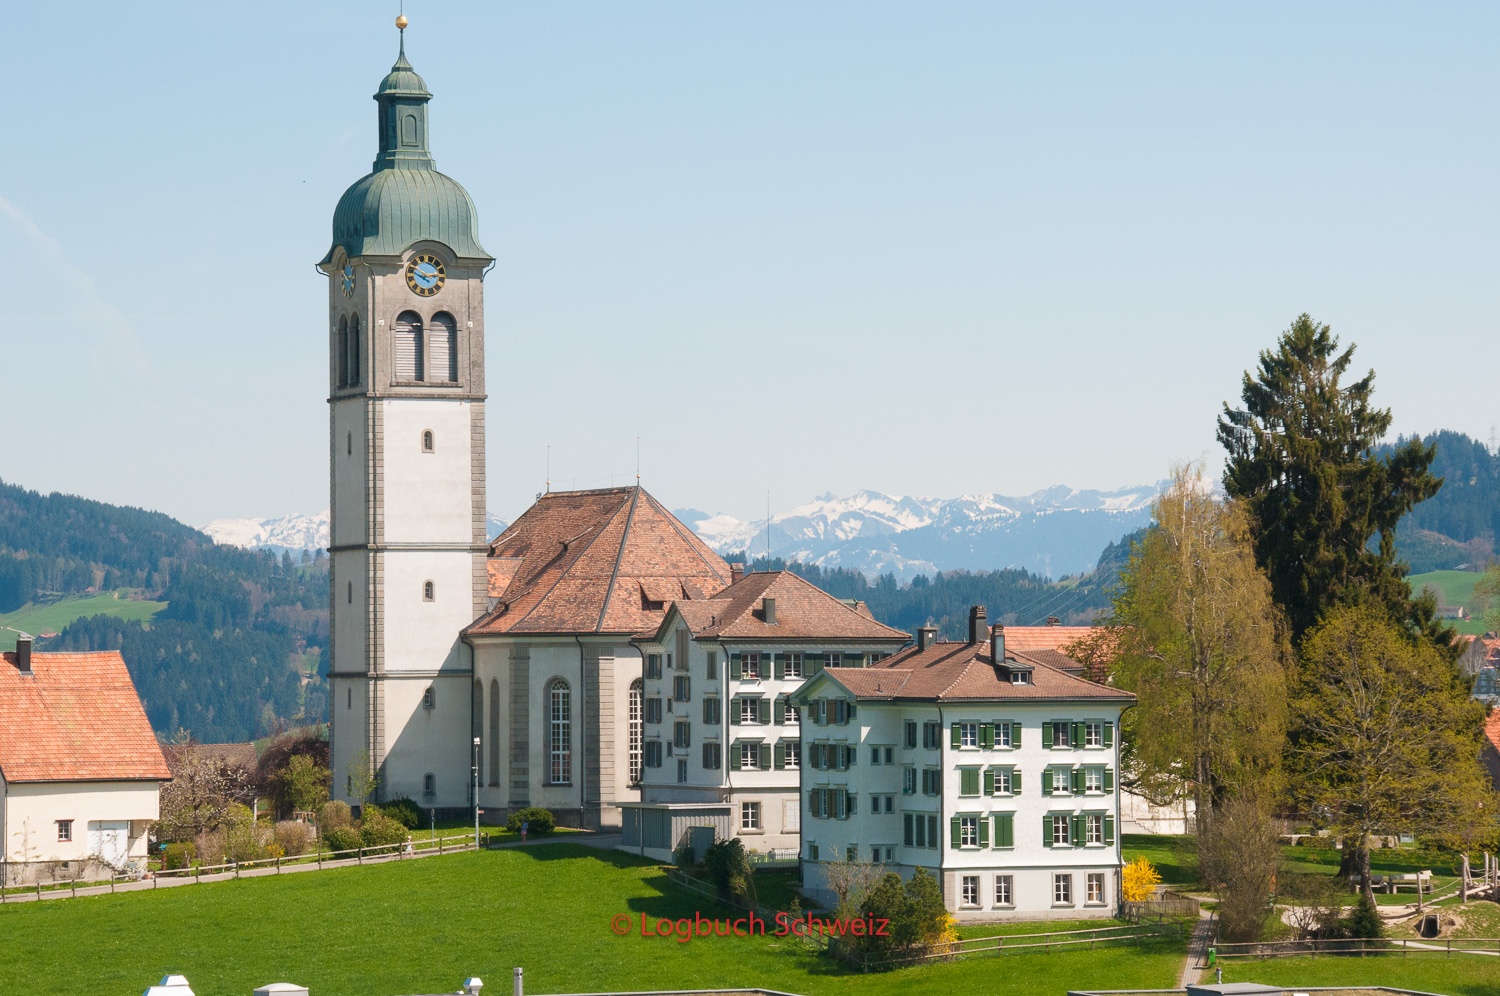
[927,814,939,849]
[1054,873,1073,905]
[1088,813,1104,845]
[960,816,978,847]
[995,874,1014,906]
[997,721,1013,748]
[921,768,941,796]
[912,813,926,848]
[742,801,761,831]
[1087,872,1105,904]
[703,696,720,725]
[783,740,801,769]
[991,766,1013,795]
[960,722,978,748]
[673,721,691,749]
[827,652,843,668]
[1086,720,1103,747]
[1085,767,1103,793]
[673,675,691,702]
[902,767,916,795]
[784,653,804,678]
[1046,721,1071,748]
[646,654,662,679]
[677,758,688,783]
[56,820,73,842]
[961,875,980,907]
[1051,814,1071,846]
[737,697,766,724]
[742,653,763,679]
[706,651,717,680]
[923,722,942,749]
[644,740,663,768]
[739,741,767,770]
[959,767,980,797]
[702,741,721,770]
[645,697,663,724]
[904,720,917,749]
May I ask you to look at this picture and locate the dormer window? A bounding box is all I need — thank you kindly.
[1009,670,1032,685]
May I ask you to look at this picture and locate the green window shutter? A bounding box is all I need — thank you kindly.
[903,813,914,846]
[1013,721,1021,748]
[774,742,785,769]
[960,768,978,796]
[759,743,772,769]
[1104,767,1115,792]
[774,654,784,680]
[950,723,962,749]
[1042,815,1052,847]
[730,655,742,680]
[997,812,1014,848]
[1071,722,1084,749]
[1104,721,1114,748]
[808,654,824,674]
[980,723,994,749]
[1104,815,1116,845]
[847,702,856,721]
[772,696,784,726]
[1042,722,1053,749]
[1042,769,1054,796]
[1071,815,1084,845]
[983,768,995,795]
[731,742,743,769]
[1012,770,1022,794]
[1070,767,1084,794]
[978,817,990,848]
[950,817,962,850]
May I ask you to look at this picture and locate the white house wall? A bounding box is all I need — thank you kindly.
[2,778,158,867]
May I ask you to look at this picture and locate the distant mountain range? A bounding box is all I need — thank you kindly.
[676,484,1164,581]
[202,511,509,554]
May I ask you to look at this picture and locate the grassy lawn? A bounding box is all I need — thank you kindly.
[1123,833,1204,889]
[1395,900,1500,939]
[0,591,166,649]
[1409,569,1491,635]
[1220,954,1500,996]
[0,843,1185,996]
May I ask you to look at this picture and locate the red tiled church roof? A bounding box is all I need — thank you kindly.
[0,651,171,782]
[646,570,909,643]
[468,487,732,636]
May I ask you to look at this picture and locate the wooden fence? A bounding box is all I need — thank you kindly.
[0,831,482,903]
[1122,889,1201,923]
[1212,936,1500,960]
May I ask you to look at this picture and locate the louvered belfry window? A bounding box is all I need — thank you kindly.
[337,315,349,386]
[347,314,361,386]
[394,311,424,381]
[430,312,458,382]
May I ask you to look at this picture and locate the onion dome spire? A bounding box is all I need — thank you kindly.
[374,15,434,171]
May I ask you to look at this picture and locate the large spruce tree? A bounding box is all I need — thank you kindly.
[1217,314,1449,650]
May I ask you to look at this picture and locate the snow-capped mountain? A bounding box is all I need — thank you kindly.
[676,484,1162,581]
[203,511,508,553]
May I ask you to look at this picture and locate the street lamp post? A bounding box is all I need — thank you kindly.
[472,736,481,849]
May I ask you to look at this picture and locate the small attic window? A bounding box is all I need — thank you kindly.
[1009,670,1032,685]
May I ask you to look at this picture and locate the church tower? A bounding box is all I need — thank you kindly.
[319,20,490,811]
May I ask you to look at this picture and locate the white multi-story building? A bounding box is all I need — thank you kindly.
[620,571,908,861]
[790,607,1135,921]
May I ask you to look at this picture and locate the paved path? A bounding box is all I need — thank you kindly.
[1178,909,1216,989]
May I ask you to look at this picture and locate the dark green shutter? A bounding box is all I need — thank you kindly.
[774,654,784,680]
[1012,770,1022,794]
[774,742,785,769]
[980,723,994,749]
[808,653,824,674]
[1042,721,1053,748]
[961,768,978,796]
[978,817,990,848]
[1071,815,1084,845]
[1104,815,1116,845]
[730,655,742,680]
[983,768,995,795]
[847,702,856,721]
[904,813,914,846]
[1042,815,1052,847]
[1042,769,1054,796]
[731,742,742,769]
[1013,722,1021,747]
[772,696,784,725]
[759,743,772,770]
[1104,768,1115,792]
[951,723,962,749]
[1104,721,1114,747]
[950,817,962,849]
[1071,722,1085,749]
[848,793,856,816]
[1071,767,1084,794]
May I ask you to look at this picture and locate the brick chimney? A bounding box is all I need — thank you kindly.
[763,597,777,625]
[730,563,745,584]
[15,636,32,675]
[991,624,1006,665]
[968,605,987,644]
[1045,616,1061,627]
[916,626,937,652]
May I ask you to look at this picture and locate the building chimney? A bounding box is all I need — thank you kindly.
[1045,616,1061,627]
[763,597,777,625]
[15,636,32,674]
[991,624,1006,665]
[730,563,745,584]
[916,626,937,652]
[968,605,987,644]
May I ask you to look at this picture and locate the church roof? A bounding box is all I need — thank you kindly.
[468,487,732,637]
[649,570,909,644]
[0,651,171,783]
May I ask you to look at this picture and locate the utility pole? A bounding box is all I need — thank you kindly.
[472,736,481,849]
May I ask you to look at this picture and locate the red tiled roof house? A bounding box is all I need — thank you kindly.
[0,640,170,884]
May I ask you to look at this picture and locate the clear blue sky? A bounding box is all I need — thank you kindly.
[4,2,1496,526]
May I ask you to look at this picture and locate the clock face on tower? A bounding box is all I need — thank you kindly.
[341,263,356,298]
[405,253,446,297]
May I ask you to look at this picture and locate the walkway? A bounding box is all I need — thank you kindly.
[1178,909,1216,989]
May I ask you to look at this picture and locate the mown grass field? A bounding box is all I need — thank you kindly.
[1220,954,1500,996]
[0,843,1186,996]
[1409,569,1491,635]
[0,591,167,650]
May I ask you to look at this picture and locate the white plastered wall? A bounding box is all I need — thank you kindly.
[2,778,158,864]
[380,399,474,545]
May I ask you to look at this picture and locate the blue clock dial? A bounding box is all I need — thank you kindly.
[341,264,355,298]
[404,253,446,297]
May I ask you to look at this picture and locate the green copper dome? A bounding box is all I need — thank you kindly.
[321,36,490,265]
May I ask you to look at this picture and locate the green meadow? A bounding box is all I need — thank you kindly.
[0,591,167,650]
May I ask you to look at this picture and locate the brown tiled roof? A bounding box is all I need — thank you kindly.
[813,640,1134,703]
[1002,625,1099,652]
[646,571,910,643]
[467,487,731,636]
[161,742,258,774]
[1486,709,1500,756]
[0,651,171,782]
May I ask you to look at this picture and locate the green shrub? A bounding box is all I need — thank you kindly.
[360,810,410,849]
[161,842,196,871]
[844,868,956,966]
[323,826,362,854]
[505,807,556,835]
[704,838,752,901]
[381,796,423,829]
[1343,893,1383,939]
[318,800,352,832]
[273,820,316,857]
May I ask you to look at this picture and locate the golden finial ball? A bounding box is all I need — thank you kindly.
[396,14,409,30]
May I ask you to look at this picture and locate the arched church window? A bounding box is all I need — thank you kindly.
[394,311,424,381]
[430,312,458,383]
[488,678,501,787]
[422,430,434,453]
[337,315,350,387]
[348,314,362,386]
[629,678,643,787]
[403,113,419,146]
[423,580,435,601]
[423,685,435,709]
[548,679,572,785]
[347,432,352,456]
[347,580,353,604]
[423,772,436,799]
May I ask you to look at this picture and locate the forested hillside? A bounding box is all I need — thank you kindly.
[0,479,328,741]
[1383,431,1500,572]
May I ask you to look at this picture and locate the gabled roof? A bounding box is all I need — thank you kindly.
[468,487,731,636]
[161,742,258,775]
[0,651,171,783]
[1001,625,1100,653]
[647,570,909,644]
[798,640,1134,704]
